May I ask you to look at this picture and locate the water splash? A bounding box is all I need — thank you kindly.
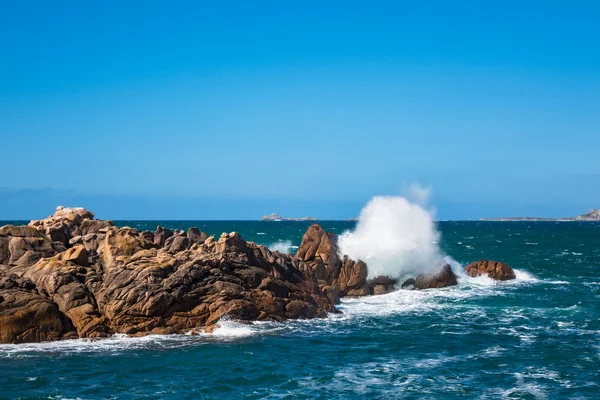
[338,192,443,279]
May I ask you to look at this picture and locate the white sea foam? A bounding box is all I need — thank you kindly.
[268,240,293,253]
[338,186,443,280]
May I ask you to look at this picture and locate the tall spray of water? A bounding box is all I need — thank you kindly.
[338,186,443,280]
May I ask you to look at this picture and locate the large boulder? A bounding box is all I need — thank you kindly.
[0,271,76,343]
[414,264,458,290]
[465,259,516,281]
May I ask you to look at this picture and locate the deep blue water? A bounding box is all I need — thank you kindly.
[1,221,599,399]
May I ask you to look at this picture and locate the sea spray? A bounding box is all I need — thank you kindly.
[268,240,293,253]
[338,194,443,280]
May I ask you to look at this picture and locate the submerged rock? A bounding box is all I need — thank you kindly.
[465,259,516,280]
[414,264,458,290]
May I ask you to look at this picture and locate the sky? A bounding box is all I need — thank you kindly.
[1,1,599,220]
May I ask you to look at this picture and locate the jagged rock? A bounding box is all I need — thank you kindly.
[187,228,208,245]
[29,206,99,245]
[153,226,173,247]
[296,224,369,299]
[0,210,337,343]
[465,259,516,280]
[415,264,458,290]
[296,224,340,269]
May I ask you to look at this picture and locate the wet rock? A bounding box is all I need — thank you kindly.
[415,264,458,290]
[465,259,516,280]
[401,278,416,289]
[369,276,397,295]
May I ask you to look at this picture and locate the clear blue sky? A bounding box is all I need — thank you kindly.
[1,1,599,219]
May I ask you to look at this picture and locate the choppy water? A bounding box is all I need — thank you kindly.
[1,221,599,399]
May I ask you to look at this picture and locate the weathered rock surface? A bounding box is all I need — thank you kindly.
[0,271,77,343]
[465,259,516,281]
[0,225,64,266]
[29,206,113,246]
[0,208,338,343]
[296,224,369,299]
[414,264,458,290]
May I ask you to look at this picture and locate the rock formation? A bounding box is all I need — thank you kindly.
[0,208,337,344]
[464,259,516,280]
[295,224,370,300]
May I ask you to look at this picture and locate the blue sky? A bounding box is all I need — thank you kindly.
[1,1,599,220]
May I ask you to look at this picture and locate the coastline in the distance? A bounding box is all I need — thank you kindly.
[480,208,600,221]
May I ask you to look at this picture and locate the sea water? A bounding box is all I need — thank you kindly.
[0,221,599,399]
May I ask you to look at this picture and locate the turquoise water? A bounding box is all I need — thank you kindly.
[1,221,599,399]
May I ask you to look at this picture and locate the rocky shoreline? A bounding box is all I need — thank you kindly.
[0,207,516,344]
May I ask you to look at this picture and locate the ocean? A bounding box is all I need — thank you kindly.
[1,220,599,399]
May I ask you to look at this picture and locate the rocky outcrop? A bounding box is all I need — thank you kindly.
[465,259,516,280]
[0,209,338,343]
[29,206,113,246]
[296,224,369,300]
[414,264,458,290]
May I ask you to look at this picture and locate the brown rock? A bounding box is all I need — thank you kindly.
[296,224,340,269]
[415,264,458,289]
[0,271,76,343]
[465,259,516,281]
[295,224,369,298]
[187,228,208,245]
[0,210,338,344]
[29,206,96,245]
[0,225,62,266]
[153,226,173,247]
[57,245,89,267]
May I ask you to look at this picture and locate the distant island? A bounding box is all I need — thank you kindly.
[481,208,600,221]
[260,213,319,221]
